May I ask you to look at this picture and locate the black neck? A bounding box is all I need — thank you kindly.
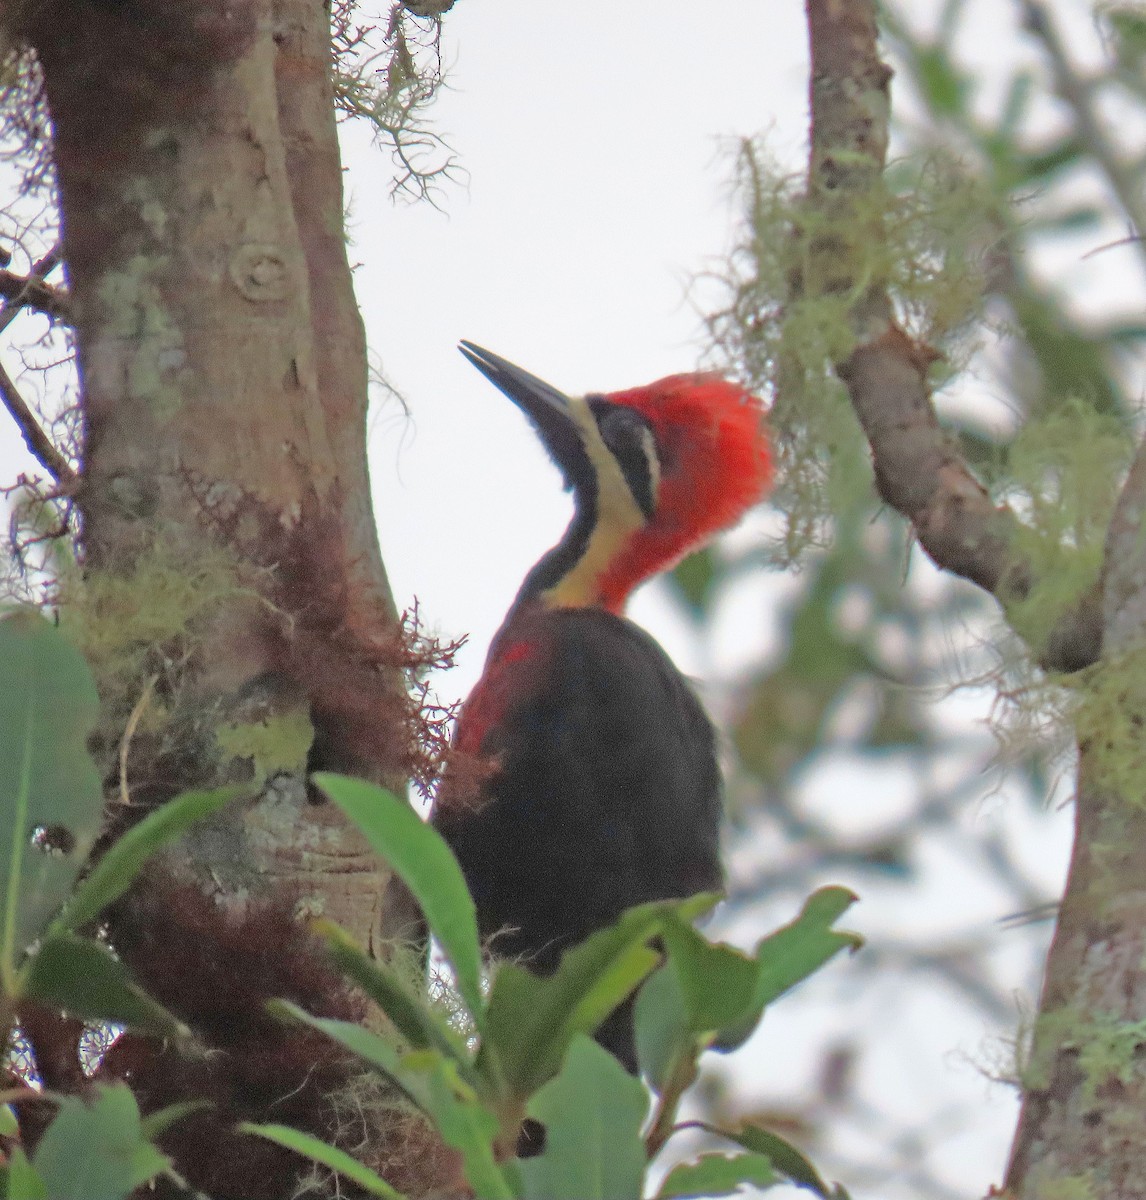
[509,481,598,615]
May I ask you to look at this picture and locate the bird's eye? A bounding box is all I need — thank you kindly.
[593,403,660,520]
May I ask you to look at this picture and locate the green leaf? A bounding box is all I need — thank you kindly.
[32,1083,170,1200]
[703,1123,839,1198]
[482,899,709,1098]
[272,999,512,1198]
[520,1037,648,1200]
[268,999,441,1112]
[754,886,859,999]
[314,919,469,1063]
[0,1102,18,1137]
[656,1152,778,1198]
[0,610,102,989]
[6,1148,47,1200]
[314,773,484,1026]
[54,786,245,935]
[715,887,860,1052]
[422,1056,514,1200]
[272,999,512,1196]
[239,1122,407,1199]
[139,1099,212,1140]
[659,918,759,1033]
[24,933,188,1038]
[633,965,692,1091]
[638,891,857,1073]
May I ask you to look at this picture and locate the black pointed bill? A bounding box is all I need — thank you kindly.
[458,341,589,485]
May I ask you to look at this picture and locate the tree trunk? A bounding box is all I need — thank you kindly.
[19,0,408,962]
[1004,440,1146,1198]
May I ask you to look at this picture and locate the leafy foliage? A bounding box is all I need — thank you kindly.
[520,1038,648,1200]
[0,608,102,988]
[9,2,1141,1194]
[253,775,861,1199]
[656,1152,778,1199]
[24,934,187,1039]
[239,1122,406,1199]
[0,611,253,1193]
[0,610,213,1035]
[6,1084,173,1200]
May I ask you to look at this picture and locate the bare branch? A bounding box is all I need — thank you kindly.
[0,266,67,322]
[0,355,76,487]
[331,2,459,203]
[0,242,75,487]
[801,0,1102,672]
[0,242,64,335]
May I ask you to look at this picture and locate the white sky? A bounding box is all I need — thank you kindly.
[354,1,810,700]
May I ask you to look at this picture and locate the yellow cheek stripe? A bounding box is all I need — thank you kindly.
[541,395,648,609]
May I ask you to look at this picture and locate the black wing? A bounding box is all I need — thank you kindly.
[437,606,723,974]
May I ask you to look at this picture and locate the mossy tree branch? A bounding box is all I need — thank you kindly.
[802,0,1102,674]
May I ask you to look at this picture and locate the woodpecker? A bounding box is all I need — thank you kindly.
[433,342,772,1069]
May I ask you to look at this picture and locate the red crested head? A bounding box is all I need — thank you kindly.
[457,343,772,615]
[594,373,772,611]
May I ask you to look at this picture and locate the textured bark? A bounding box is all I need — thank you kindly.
[1003,435,1146,1198]
[272,0,393,616]
[21,0,403,954]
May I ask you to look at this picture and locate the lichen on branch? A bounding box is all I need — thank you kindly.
[710,0,1108,676]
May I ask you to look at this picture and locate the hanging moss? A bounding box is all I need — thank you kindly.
[705,140,998,563]
[1003,399,1133,655]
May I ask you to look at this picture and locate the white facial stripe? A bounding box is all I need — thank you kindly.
[572,395,648,523]
[639,426,660,512]
[541,395,649,608]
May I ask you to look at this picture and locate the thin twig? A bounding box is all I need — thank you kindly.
[0,355,76,487]
[119,675,158,807]
[1020,0,1146,269]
